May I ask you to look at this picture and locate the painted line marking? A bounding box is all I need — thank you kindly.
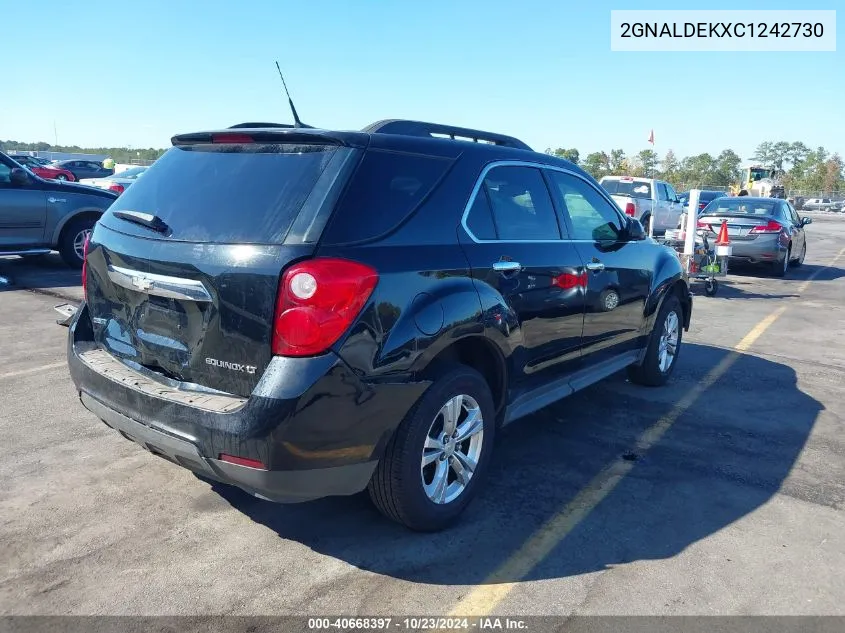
[796,246,845,293]
[0,362,67,380]
[448,248,844,617]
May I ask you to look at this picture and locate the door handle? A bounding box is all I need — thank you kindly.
[493,261,522,273]
[586,262,605,272]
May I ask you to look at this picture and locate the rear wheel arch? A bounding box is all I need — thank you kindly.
[420,335,508,420]
[52,209,102,246]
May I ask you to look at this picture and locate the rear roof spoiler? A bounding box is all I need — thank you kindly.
[362,119,532,151]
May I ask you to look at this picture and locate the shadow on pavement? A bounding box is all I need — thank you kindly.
[208,342,822,586]
[0,254,82,300]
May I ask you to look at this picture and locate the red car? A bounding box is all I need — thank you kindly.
[9,154,77,181]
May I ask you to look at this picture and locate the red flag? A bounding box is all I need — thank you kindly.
[648,129,654,145]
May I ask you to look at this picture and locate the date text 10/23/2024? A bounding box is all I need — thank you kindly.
[610,9,836,52]
[307,617,529,630]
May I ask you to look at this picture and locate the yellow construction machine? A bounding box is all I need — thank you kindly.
[730,166,786,198]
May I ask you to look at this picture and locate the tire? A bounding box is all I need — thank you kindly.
[704,278,718,296]
[368,365,496,531]
[792,241,806,267]
[58,217,96,268]
[772,246,790,278]
[627,294,683,387]
[641,215,652,236]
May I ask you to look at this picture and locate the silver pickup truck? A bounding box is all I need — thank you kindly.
[0,152,118,267]
[599,176,685,234]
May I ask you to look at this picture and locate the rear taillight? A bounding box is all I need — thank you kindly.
[698,203,706,210]
[108,183,124,194]
[81,234,90,302]
[624,202,636,216]
[272,258,379,357]
[750,220,783,234]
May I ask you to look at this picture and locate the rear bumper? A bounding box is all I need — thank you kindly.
[67,303,429,503]
[81,392,376,502]
[722,236,787,264]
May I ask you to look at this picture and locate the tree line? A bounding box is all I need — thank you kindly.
[0,140,166,165]
[546,141,845,194]
[3,137,843,194]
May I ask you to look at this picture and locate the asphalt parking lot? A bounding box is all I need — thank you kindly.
[1,215,844,619]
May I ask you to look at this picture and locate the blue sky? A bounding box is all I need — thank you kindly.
[3,0,841,164]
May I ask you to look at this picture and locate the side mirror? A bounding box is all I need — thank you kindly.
[10,167,31,186]
[626,217,647,240]
[801,217,813,226]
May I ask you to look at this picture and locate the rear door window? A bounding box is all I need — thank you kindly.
[465,191,498,240]
[480,165,561,241]
[322,149,453,244]
[100,143,355,244]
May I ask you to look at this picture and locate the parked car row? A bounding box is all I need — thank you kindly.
[0,151,118,266]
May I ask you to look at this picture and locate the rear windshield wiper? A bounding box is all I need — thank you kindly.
[112,210,171,234]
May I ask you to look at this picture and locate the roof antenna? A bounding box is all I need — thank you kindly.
[275,61,312,128]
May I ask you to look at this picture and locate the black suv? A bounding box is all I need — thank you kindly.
[66,120,692,531]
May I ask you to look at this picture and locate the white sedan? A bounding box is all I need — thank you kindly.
[79,166,148,195]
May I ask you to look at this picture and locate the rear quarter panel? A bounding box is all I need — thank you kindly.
[644,243,690,333]
[48,192,116,245]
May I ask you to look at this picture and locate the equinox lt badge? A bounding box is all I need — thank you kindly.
[206,357,257,374]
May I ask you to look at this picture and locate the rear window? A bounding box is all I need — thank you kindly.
[703,199,778,215]
[101,143,352,244]
[600,178,652,199]
[322,149,453,244]
[699,191,724,202]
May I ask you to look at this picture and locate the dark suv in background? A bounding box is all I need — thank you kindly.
[66,120,692,531]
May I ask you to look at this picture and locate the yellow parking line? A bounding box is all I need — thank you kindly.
[448,248,844,617]
[796,246,845,293]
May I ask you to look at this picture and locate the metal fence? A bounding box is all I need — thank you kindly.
[674,184,844,200]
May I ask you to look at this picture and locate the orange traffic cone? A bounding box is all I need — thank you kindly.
[716,219,730,245]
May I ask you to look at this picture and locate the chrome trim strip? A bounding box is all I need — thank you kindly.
[459,160,628,244]
[107,265,213,302]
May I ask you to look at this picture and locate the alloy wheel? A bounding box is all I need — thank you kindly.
[658,311,679,373]
[73,228,92,261]
[421,394,484,505]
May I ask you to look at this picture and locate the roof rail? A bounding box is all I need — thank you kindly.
[362,119,532,151]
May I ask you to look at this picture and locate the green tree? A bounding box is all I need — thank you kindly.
[751,141,775,167]
[679,153,717,186]
[785,142,810,168]
[581,151,610,179]
[713,149,742,186]
[608,149,626,174]
[554,148,580,164]
[823,154,844,194]
[636,149,658,177]
[660,150,680,182]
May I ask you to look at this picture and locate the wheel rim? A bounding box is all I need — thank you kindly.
[56,174,67,181]
[658,311,680,373]
[421,394,484,505]
[604,291,619,311]
[73,228,92,261]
